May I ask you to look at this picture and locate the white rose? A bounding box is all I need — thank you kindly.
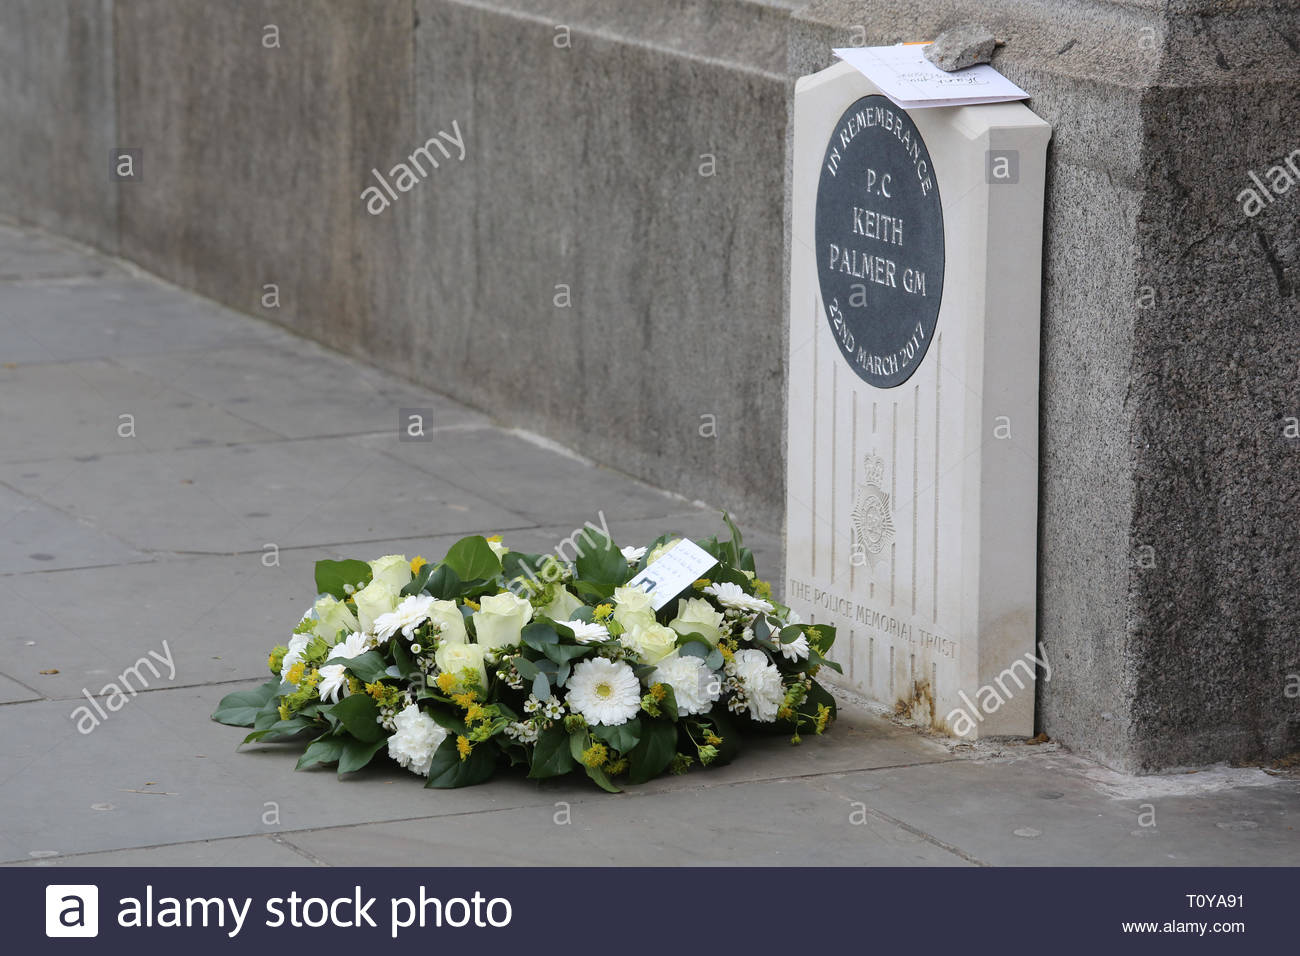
[353,579,400,634]
[669,597,726,646]
[435,641,488,689]
[612,585,656,632]
[311,595,359,643]
[620,622,678,665]
[368,554,413,592]
[428,599,467,644]
[541,586,584,622]
[472,592,534,651]
[645,538,682,565]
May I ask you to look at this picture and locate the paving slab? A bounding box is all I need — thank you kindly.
[0,552,311,699]
[117,341,488,441]
[0,358,279,463]
[0,684,563,864]
[0,436,533,554]
[0,275,285,365]
[0,224,117,280]
[817,750,1300,866]
[0,674,43,704]
[0,484,146,574]
[368,426,691,527]
[296,776,972,867]
[6,835,318,868]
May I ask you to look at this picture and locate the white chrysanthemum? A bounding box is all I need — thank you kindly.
[561,620,610,644]
[730,649,784,722]
[704,581,774,615]
[373,594,436,642]
[327,630,373,661]
[565,657,642,726]
[280,634,311,683]
[317,663,350,704]
[386,703,448,777]
[650,653,721,716]
[778,634,810,662]
[620,545,647,563]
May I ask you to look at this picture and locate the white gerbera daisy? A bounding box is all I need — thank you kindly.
[777,634,810,662]
[373,594,436,643]
[317,663,351,704]
[650,653,721,716]
[387,703,448,777]
[565,657,642,726]
[327,630,373,662]
[280,634,312,684]
[704,581,774,615]
[620,545,648,563]
[729,649,784,722]
[561,620,610,644]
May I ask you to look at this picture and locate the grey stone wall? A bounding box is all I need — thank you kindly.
[0,0,1295,771]
[792,0,1300,771]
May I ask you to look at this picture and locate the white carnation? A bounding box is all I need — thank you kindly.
[650,653,721,716]
[386,703,448,777]
[730,649,784,722]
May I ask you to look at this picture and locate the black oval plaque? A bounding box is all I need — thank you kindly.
[815,95,944,388]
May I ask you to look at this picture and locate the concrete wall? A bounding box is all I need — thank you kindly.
[0,0,1296,772]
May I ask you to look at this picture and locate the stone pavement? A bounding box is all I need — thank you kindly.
[1,222,1296,867]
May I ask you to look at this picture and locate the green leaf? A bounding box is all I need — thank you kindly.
[401,563,436,596]
[677,639,712,660]
[315,559,372,599]
[243,716,315,743]
[425,736,498,788]
[521,621,559,652]
[541,636,593,666]
[212,677,282,727]
[422,564,462,600]
[592,717,641,753]
[296,736,345,770]
[722,511,745,553]
[441,536,502,582]
[325,694,384,743]
[573,533,627,586]
[585,764,622,793]
[501,551,546,586]
[513,655,540,681]
[528,724,577,779]
[627,719,678,784]
[531,672,551,701]
[335,649,389,684]
[338,737,388,775]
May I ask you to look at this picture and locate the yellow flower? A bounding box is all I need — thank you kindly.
[436,672,459,693]
[278,702,291,721]
[693,578,710,589]
[606,758,629,776]
[703,731,722,746]
[410,555,427,574]
[593,603,614,623]
[581,743,609,768]
[462,598,480,611]
[451,691,478,710]
[649,682,666,701]
[753,578,772,599]
[456,735,473,761]
[465,703,486,724]
[286,661,306,685]
[718,643,735,663]
[815,703,832,733]
[486,534,503,544]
